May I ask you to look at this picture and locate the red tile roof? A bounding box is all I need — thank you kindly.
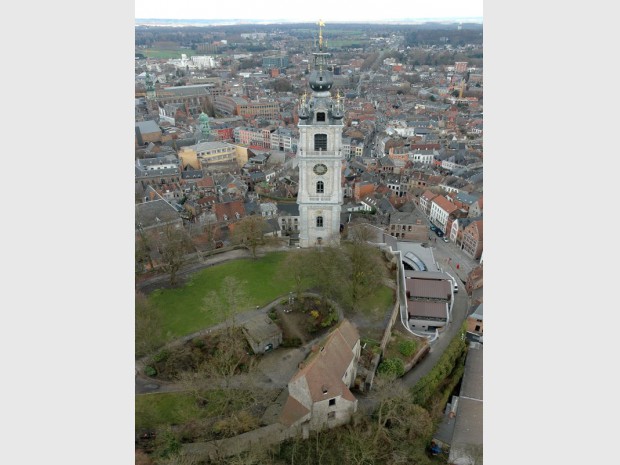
[432,195,459,215]
[196,176,215,188]
[421,190,437,201]
[281,320,359,422]
[279,395,311,427]
[213,200,245,222]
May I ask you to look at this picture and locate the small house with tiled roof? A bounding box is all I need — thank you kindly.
[213,200,245,223]
[388,212,428,242]
[195,176,216,195]
[419,190,438,215]
[429,195,460,233]
[242,314,283,354]
[279,319,360,435]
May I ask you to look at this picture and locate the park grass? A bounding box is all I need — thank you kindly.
[136,392,204,430]
[149,252,295,340]
[135,390,254,430]
[356,285,395,318]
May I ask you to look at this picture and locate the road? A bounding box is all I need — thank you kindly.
[357,203,478,411]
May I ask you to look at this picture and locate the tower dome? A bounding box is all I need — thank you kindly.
[308,67,333,92]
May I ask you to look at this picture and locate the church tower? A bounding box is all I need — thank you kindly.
[145,72,156,100]
[198,111,212,139]
[297,20,344,248]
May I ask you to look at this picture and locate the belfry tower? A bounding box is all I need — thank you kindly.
[297,20,344,248]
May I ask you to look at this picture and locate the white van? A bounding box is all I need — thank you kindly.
[446,272,459,293]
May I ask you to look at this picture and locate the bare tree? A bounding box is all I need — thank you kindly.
[155,225,193,286]
[307,245,349,305]
[346,239,386,308]
[204,331,249,390]
[277,249,312,300]
[348,222,377,243]
[203,276,250,337]
[136,228,155,272]
[232,215,267,258]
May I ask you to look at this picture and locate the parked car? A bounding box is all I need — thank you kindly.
[442,237,449,243]
[429,224,437,232]
[435,229,444,237]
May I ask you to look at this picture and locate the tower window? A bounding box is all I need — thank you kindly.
[316,112,326,122]
[316,181,324,193]
[314,134,327,151]
[316,216,323,228]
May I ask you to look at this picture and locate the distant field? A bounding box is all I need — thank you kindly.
[138,48,192,59]
[326,38,370,48]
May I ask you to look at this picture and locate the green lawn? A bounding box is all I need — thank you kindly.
[359,285,394,315]
[149,252,295,340]
[148,251,395,341]
[135,390,255,430]
[136,392,204,430]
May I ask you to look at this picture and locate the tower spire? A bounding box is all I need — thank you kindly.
[317,19,325,51]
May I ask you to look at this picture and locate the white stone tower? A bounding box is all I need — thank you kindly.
[297,20,344,248]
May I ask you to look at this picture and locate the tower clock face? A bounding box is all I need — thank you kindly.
[313,163,328,175]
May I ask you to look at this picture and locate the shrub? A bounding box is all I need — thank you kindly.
[378,358,405,378]
[154,426,181,459]
[320,309,339,328]
[153,349,170,363]
[268,310,278,320]
[398,339,417,357]
[144,365,157,377]
[213,411,259,438]
[192,338,205,348]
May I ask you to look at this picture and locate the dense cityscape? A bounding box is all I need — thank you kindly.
[135,19,483,465]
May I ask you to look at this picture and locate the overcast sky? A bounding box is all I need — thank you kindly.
[135,0,483,22]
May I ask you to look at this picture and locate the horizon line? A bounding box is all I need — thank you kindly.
[135,17,483,24]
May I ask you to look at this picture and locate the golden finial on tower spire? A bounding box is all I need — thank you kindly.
[317,19,325,50]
